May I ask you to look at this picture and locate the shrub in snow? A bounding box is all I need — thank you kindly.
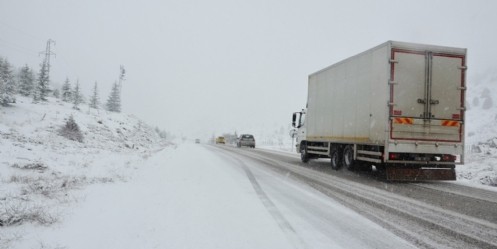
[0,233,21,249]
[59,115,84,142]
[490,177,497,187]
[12,162,47,171]
[0,198,57,226]
[470,144,482,153]
[155,126,168,139]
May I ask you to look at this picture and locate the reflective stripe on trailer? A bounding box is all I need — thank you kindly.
[441,120,460,127]
[393,117,414,125]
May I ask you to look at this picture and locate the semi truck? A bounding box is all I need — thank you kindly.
[292,41,466,181]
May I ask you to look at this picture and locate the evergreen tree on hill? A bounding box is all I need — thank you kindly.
[106,81,121,112]
[36,60,50,101]
[0,57,17,105]
[61,77,72,102]
[18,64,34,97]
[89,81,100,109]
[72,80,83,110]
[59,114,84,143]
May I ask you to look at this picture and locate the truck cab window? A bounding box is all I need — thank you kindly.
[299,113,306,127]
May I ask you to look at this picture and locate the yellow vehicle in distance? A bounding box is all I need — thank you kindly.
[215,136,225,144]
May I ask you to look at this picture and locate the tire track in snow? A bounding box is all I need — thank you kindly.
[208,146,309,249]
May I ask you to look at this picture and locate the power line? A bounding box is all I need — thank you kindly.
[0,38,39,56]
[0,21,42,41]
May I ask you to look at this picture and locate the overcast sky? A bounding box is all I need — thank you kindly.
[1,0,496,139]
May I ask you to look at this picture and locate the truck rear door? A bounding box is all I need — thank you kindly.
[389,48,465,142]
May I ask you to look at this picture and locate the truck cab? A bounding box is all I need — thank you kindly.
[292,109,306,153]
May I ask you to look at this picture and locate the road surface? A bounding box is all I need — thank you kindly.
[208,144,497,249]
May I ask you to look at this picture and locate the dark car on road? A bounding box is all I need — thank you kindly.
[237,134,255,148]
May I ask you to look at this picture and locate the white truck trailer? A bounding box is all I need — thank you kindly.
[292,41,466,181]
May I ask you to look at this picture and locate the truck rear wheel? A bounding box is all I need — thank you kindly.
[342,145,355,171]
[330,148,341,170]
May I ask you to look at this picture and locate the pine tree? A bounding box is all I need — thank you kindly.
[106,81,121,112]
[18,64,34,97]
[0,57,16,105]
[0,58,6,105]
[60,114,84,143]
[89,81,99,109]
[61,77,72,102]
[72,80,83,110]
[32,82,40,103]
[36,60,50,101]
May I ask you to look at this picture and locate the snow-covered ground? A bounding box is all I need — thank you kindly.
[0,96,169,248]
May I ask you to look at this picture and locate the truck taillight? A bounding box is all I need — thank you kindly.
[389,153,400,160]
[442,154,456,162]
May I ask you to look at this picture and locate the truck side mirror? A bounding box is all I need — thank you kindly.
[292,113,297,127]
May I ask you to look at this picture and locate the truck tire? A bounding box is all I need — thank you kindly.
[301,145,310,163]
[342,145,355,171]
[330,148,341,170]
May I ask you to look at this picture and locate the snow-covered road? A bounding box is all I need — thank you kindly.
[16,143,416,249]
[209,146,416,249]
[219,145,497,249]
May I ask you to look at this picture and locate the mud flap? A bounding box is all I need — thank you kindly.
[386,167,456,181]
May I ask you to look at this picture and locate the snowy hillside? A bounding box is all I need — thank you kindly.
[0,96,170,248]
[458,71,497,186]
